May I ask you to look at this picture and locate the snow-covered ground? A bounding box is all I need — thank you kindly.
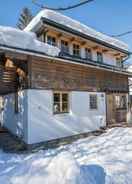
[0,127,132,184]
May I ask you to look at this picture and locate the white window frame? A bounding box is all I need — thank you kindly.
[97,52,103,63]
[47,35,56,46]
[73,44,80,57]
[61,40,69,54]
[89,94,98,110]
[116,58,122,68]
[53,91,69,114]
[85,48,92,60]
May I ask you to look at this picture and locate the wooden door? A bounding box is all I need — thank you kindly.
[106,94,116,124]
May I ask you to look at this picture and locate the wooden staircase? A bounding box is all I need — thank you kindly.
[0,126,8,133]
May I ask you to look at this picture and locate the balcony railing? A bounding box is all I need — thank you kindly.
[59,51,129,74]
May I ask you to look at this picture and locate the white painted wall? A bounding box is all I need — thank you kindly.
[103,52,116,66]
[128,66,132,95]
[27,90,106,144]
[92,50,116,66]
[2,90,28,143]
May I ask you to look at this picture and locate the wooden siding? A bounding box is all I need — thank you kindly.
[30,57,129,92]
[0,65,17,95]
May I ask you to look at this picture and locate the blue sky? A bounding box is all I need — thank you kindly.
[1,0,132,63]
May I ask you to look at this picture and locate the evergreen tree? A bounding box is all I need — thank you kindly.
[17,7,33,30]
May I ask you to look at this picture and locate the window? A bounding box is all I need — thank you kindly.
[115,95,127,109]
[89,94,97,110]
[73,44,80,57]
[53,92,69,114]
[85,48,92,60]
[116,58,122,68]
[47,35,56,46]
[61,40,69,54]
[97,52,103,63]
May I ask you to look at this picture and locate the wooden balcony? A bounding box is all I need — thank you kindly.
[59,51,129,75]
[0,65,17,95]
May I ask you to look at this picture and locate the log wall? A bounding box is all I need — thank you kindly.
[0,65,17,95]
[30,57,129,93]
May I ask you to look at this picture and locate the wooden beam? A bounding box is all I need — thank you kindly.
[80,41,86,46]
[114,53,120,57]
[92,46,99,50]
[57,33,63,38]
[102,49,109,53]
[36,26,48,37]
[69,37,75,43]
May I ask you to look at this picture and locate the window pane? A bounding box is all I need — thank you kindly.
[54,103,61,113]
[85,48,92,60]
[62,102,68,112]
[90,94,97,109]
[116,58,122,67]
[115,95,127,109]
[97,52,103,63]
[73,44,80,57]
[47,36,56,46]
[54,93,60,102]
[62,93,68,102]
[53,92,69,113]
[121,96,127,109]
[61,40,69,54]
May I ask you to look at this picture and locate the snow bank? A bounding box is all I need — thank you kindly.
[1,127,132,184]
[25,9,128,52]
[0,26,60,57]
[0,151,95,184]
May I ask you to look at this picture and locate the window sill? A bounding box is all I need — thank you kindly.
[89,108,98,111]
[53,112,69,115]
[116,108,127,111]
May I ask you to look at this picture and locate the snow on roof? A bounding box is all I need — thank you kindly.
[24,9,129,52]
[0,26,60,57]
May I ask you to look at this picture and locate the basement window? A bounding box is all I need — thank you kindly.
[53,92,69,114]
[89,94,98,110]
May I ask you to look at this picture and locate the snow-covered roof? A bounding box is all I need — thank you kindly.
[0,26,60,57]
[24,9,129,53]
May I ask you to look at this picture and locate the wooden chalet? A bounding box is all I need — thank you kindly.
[0,10,131,145]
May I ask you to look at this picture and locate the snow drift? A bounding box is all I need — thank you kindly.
[0,26,60,57]
[1,127,132,184]
[0,151,95,184]
[24,9,128,52]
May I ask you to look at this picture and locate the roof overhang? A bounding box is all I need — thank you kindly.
[0,44,132,77]
[41,17,130,56]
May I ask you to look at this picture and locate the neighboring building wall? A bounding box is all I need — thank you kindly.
[27,90,106,144]
[2,90,28,143]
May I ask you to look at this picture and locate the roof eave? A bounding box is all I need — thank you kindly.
[0,44,132,77]
[41,17,130,55]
